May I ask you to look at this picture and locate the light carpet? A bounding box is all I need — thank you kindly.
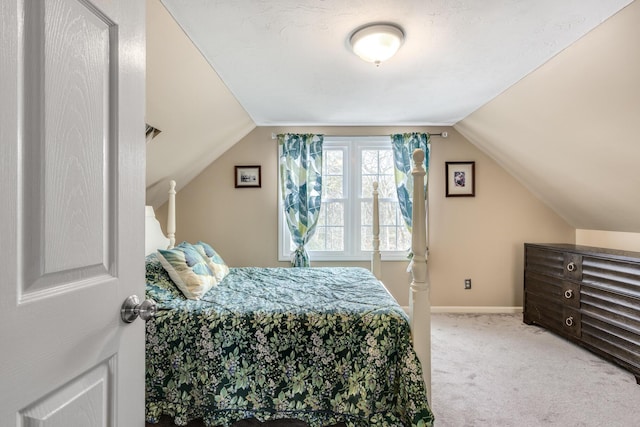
[431,313,640,427]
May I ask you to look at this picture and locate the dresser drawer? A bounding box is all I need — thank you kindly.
[524,271,580,308]
[524,292,562,332]
[524,243,640,383]
[562,307,581,338]
[525,246,565,278]
[581,316,640,374]
[582,256,640,298]
[524,292,581,338]
[561,281,580,309]
[563,253,583,281]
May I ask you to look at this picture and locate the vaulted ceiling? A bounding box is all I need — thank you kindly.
[146,0,640,232]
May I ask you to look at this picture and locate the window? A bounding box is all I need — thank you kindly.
[278,137,411,261]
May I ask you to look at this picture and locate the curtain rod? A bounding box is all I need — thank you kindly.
[271,132,448,139]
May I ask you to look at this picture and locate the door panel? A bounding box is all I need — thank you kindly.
[22,0,115,298]
[20,360,113,427]
[0,0,145,425]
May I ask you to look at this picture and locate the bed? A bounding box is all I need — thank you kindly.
[144,150,433,427]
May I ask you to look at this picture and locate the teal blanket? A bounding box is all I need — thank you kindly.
[145,254,434,427]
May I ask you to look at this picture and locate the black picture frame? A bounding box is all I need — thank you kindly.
[445,161,475,197]
[235,165,261,188]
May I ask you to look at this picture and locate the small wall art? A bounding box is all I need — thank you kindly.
[235,165,261,188]
[445,161,475,197]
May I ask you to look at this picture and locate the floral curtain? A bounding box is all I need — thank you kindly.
[391,132,430,233]
[278,133,324,267]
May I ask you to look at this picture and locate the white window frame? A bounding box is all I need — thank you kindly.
[278,136,410,262]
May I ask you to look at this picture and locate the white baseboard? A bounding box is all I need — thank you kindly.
[401,306,523,314]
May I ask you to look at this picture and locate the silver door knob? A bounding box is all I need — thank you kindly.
[566,262,576,272]
[121,295,157,323]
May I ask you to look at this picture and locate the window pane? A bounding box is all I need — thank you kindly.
[326,226,344,251]
[361,201,372,225]
[307,225,344,251]
[306,201,345,251]
[324,176,343,198]
[324,201,344,225]
[361,225,372,251]
[378,151,395,193]
[307,228,325,251]
[379,200,398,225]
[359,145,411,253]
[397,226,412,252]
[360,202,374,251]
[377,175,396,198]
[360,199,411,252]
[361,149,379,197]
[361,149,396,198]
[361,175,378,198]
[379,150,394,172]
[361,150,379,174]
[380,226,399,251]
[324,150,343,175]
[396,208,411,250]
[323,149,343,198]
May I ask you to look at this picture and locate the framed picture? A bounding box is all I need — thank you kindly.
[235,165,261,188]
[445,161,475,197]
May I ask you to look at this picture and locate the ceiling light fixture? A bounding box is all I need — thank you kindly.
[350,23,404,66]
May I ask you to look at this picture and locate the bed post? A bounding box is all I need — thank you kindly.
[410,149,431,403]
[371,182,382,280]
[167,180,176,249]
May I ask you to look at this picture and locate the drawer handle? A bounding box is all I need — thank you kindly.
[564,289,574,299]
[565,316,574,327]
[566,262,576,272]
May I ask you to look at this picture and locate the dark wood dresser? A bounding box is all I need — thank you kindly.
[523,243,640,383]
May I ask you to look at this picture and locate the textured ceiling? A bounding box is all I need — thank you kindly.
[160,0,631,126]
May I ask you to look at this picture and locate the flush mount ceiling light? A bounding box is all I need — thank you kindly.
[350,23,404,65]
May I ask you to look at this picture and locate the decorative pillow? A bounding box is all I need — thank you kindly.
[192,241,230,283]
[157,243,217,300]
[145,253,183,300]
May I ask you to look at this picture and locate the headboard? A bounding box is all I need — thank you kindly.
[145,206,170,256]
[144,180,176,256]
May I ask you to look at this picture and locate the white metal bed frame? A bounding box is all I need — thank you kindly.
[145,149,432,401]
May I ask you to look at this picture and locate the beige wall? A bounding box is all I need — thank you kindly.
[145,0,256,208]
[576,230,640,252]
[157,126,574,308]
[454,0,640,234]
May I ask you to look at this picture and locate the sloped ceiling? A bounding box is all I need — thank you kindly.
[145,0,255,208]
[146,0,639,232]
[455,0,640,232]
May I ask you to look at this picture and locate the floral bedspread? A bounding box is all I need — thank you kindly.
[145,254,434,427]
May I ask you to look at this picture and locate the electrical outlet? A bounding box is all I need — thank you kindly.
[464,279,472,289]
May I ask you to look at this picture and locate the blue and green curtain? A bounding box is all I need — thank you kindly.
[391,132,430,233]
[278,133,324,267]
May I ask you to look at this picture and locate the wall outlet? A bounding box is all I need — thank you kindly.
[464,279,472,289]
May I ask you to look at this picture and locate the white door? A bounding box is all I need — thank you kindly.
[0,0,145,426]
